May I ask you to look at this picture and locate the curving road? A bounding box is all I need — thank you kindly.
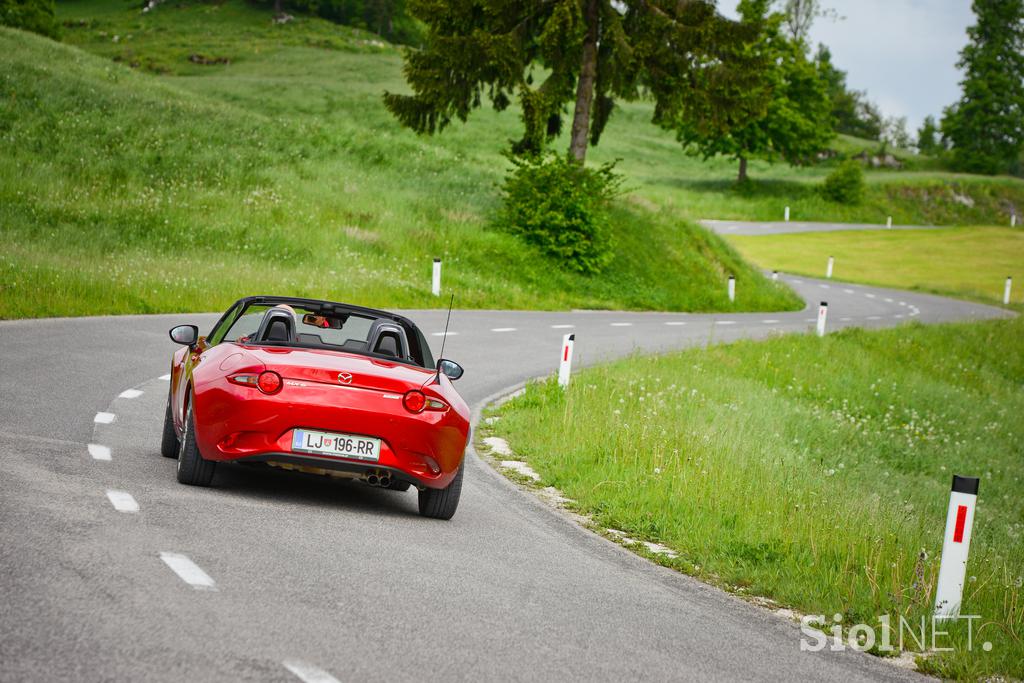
[700,219,942,235]
[0,274,1011,682]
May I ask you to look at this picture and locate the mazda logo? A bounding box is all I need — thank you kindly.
[337,372,353,385]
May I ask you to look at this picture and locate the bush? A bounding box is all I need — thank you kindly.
[821,160,865,204]
[498,153,622,275]
[0,0,58,39]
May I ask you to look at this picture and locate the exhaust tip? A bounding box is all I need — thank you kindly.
[366,474,379,486]
[379,476,391,488]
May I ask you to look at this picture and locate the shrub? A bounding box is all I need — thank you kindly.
[822,160,865,204]
[498,153,622,275]
[0,0,58,39]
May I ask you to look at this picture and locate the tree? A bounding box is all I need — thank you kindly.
[814,44,882,140]
[667,0,832,182]
[776,0,839,43]
[880,115,911,150]
[941,0,1024,174]
[916,115,940,155]
[383,0,770,163]
[0,0,58,39]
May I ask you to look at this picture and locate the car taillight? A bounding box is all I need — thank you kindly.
[403,390,447,413]
[257,371,282,394]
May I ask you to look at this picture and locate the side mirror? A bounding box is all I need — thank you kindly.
[437,359,464,381]
[169,324,199,347]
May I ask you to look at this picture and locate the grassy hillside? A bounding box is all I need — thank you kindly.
[729,227,1024,306]
[2,0,1023,318]
[485,316,1024,679]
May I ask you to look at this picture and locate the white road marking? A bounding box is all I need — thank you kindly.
[106,490,139,513]
[159,374,171,381]
[283,660,342,683]
[791,279,804,284]
[94,412,115,424]
[805,318,816,322]
[490,327,517,332]
[865,293,876,299]
[843,289,855,294]
[884,298,894,303]
[550,324,574,329]
[88,444,111,461]
[867,315,882,320]
[898,301,908,306]
[663,321,687,326]
[761,319,780,324]
[610,322,633,327]
[819,284,830,289]
[159,552,217,591]
[840,317,852,321]
[894,314,905,319]
[715,320,737,325]
[431,331,458,337]
[118,389,143,399]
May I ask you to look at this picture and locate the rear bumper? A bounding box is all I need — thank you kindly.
[191,377,469,489]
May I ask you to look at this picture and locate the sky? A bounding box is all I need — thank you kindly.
[721,1,976,133]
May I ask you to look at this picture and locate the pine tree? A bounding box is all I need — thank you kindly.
[383,0,770,163]
[942,0,1024,174]
[664,0,832,182]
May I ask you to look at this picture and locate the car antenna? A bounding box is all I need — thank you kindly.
[436,293,455,381]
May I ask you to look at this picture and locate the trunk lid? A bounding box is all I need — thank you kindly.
[243,346,434,394]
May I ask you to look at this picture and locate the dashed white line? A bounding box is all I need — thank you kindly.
[283,660,342,683]
[867,315,882,320]
[840,317,852,322]
[715,320,737,325]
[106,490,139,513]
[843,289,855,294]
[884,298,894,303]
[819,284,830,289]
[761,319,780,324]
[791,279,804,284]
[159,374,171,381]
[663,321,687,326]
[118,389,143,399]
[610,322,633,327]
[894,314,905,319]
[88,444,111,461]
[431,331,458,337]
[159,552,217,591]
[898,301,908,306]
[550,324,574,329]
[490,327,517,332]
[865,293,876,299]
[94,412,115,424]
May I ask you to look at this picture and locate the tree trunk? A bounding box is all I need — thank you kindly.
[274,0,283,15]
[737,155,748,183]
[568,0,600,163]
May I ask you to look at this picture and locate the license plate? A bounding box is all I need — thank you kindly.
[291,429,381,462]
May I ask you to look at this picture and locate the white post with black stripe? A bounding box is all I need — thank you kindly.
[887,216,893,229]
[431,259,442,297]
[1004,276,1012,305]
[728,276,736,303]
[558,334,575,389]
[816,301,828,337]
[771,270,779,281]
[784,206,790,222]
[934,475,980,620]
[826,256,834,279]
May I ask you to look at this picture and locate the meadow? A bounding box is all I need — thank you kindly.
[728,226,1024,305]
[1,0,1022,318]
[484,316,1024,679]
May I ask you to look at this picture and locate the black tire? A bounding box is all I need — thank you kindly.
[160,392,180,459]
[385,480,411,492]
[176,400,216,486]
[418,459,464,520]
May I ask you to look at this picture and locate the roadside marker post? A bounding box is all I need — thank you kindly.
[727,276,736,303]
[431,259,441,297]
[1012,214,1017,228]
[558,334,575,388]
[887,216,893,228]
[772,270,779,281]
[826,256,834,279]
[816,301,828,337]
[934,475,980,620]
[784,206,790,222]
[1004,276,1012,305]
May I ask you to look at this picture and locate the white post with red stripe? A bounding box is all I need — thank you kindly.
[887,216,893,229]
[934,475,980,620]
[728,276,736,303]
[826,256,834,279]
[816,301,828,337]
[784,206,790,222]
[1004,276,1012,305]
[431,259,441,297]
[558,334,575,388]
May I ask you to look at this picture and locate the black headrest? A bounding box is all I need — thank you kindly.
[266,320,290,342]
[374,333,399,357]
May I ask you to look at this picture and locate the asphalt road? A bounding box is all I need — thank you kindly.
[700,219,942,235]
[0,274,1011,682]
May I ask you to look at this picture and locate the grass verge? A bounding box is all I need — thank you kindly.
[726,226,1024,305]
[483,317,1024,679]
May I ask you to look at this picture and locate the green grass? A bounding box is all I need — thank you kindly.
[485,317,1024,679]
[727,226,1024,305]
[2,0,1023,319]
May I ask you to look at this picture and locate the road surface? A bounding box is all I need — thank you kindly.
[701,219,942,235]
[0,275,1010,682]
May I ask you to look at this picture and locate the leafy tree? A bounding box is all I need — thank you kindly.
[668,0,832,182]
[814,44,882,140]
[776,0,839,43]
[917,115,940,155]
[0,0,58,39]
[383,0,770,163]
[880,115,911,150]
[941,0,1024,174]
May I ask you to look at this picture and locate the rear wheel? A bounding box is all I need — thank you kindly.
[160,391,179,459]
[418,460,464,520]
[176,401,216,486]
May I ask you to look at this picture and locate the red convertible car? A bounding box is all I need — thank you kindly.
[161,296,470,519]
